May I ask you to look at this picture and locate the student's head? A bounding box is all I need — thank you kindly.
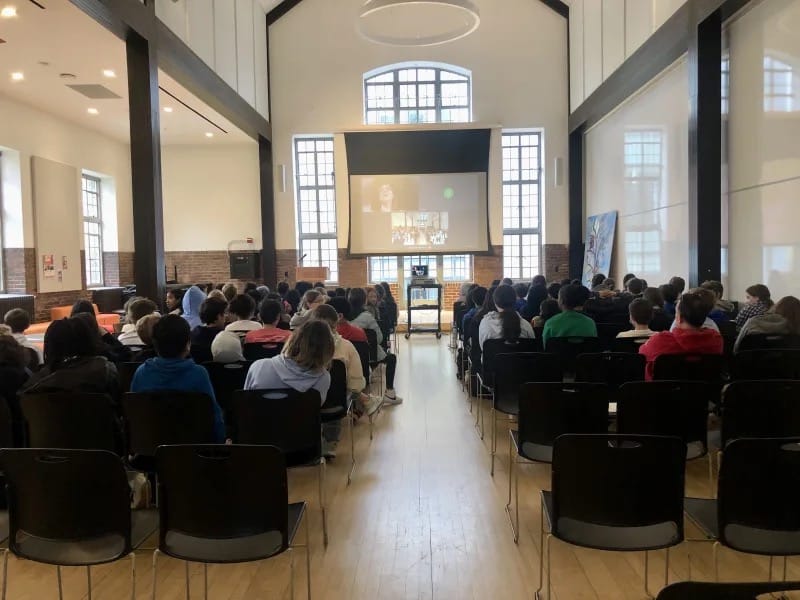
[775,296,800,335]
[207,289,226,302]
[558,284,589,310]
[469,286,488,310]
[334,287,346,297]
[285,290,301,313]
[501,277,513,287]
[691,287,717,317]
[228,294,256,321]
[311,303,339,329]
[642,287,664,308]
[211,331,245,363]
[491,279,502,287]
[295,281,313,296]
[604,278,616,291]
[222,283,238,302]
[559,278,571,287]
[282,320,335,372]
[3,308,30,334]
[628,298,654,327]
[493,285,521,341]
[591,273,606,288]
[669,276,686,294]
[127,298,158,324]
[539,299,561,322]
[512,283,528,300]
[277,281,290,297]
[43,317,97,367]
[152,314,191,359]
[622,273,636,286]
[626,277,645,296]
[348,287,367,316]
[379,282,394,302]
[531,275,547,288]
[493,285,517,311]
[676,291,710,329]
[547,282,562,300]
[301,289,326,312]
[477,286,498,316]
[328,296,352,321]
[259,299,283,326]
[374,284,386,301]
[0,333,25,368]
[244,282,258,294]
[70,300,95,317]
[746,284,773,307]
[199,297,228,327]
[701,280,724,300]
[166,288,184,312]
[136,314,161,347]
[659,283,678,305]
[313,281,325,289]
[525,284,548,313]
[366,287,379,305]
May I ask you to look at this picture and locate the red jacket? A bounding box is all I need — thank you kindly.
[639,327,723,380]
[337,321,367,343]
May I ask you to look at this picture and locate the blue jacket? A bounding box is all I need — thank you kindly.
[130,357,225,442]
[182,286,206,329]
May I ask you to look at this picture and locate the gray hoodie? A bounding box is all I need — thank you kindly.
[244,354,330,404]
[733,313,792,353]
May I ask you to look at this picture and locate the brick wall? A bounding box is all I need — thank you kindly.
[33,290,93,322]
[3,248,36,294]
[543,244,570,282]
[165,251,253,289]
[118,252,135,285]
[473,246,504,286]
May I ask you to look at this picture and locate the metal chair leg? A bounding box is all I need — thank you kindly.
[204,563,208,600]
[535,533,552,600]
[306,506,312,600]
[348,408,356,485]
[57,565,63,600]
[290,548,295,600]
[129,552,136,600]
[783,556,788,581]
[665,547,670,589]
[151,549,160,600]
[707,452,714,498]
[185,560,190,600]
[644,551,654,599]
[320,458,328,547]
[87,565,92,600]
[504,431,519,543]
[769,556,774,582]
[2,549,9,600]
[713,541,720,582]
[490,403,497,476]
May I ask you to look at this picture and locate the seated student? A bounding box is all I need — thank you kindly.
[701,280,734,315]
[501,277,513,287]
[643,287,672,332]
[377,282,399,333]
[130,314,224,442]
[478,284,535,349]
[4,308,43,365]
[246,299,293,344]
[284,290,302,316]
[617,298,655,339]
[590,273,607,292]
[221,283,238,303]
[669,276,686,296]
[131,314,160,362]
[118,298,158,346]
[735,284,774,328]
[668,287,720,333]
[0,333,30,445]
[181,285,207,329]
[547,282,562,301]
[289,290,327,330]
[211,331,246,363]
[244,320,334,406]
[659,283,679,318]
[520,283,548,321]
[462,286,488,332]
[365,287,382,322]
[349,287,402,405]
[622,273,637,288]
[639,290,723,380]
[512,283,529,312]
[277,281,290,298]
[624,277,645,299]
[295,281,313,297]
[542,284,597,349]
[165,288,184,316]
[734,295,800,353]
[70,303,131,363]
[225,294,261,335]
[189,297,228,363]
[532,298,561,328]
[328,297,367,343]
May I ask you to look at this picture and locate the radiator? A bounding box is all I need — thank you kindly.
[0,294,35,319]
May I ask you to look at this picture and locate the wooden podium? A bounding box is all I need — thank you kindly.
[295,266,329,283]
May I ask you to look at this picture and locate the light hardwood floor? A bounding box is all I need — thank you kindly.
[4,337,799,599]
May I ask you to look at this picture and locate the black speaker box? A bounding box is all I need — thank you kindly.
[229,252,261,279]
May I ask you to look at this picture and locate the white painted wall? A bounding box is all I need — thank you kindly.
[726,0,800,301]
[570,0,687,111]
[269,0,569,251]
[155,0,270,120]
[0,93,133,253]
[161,143,262,251]
[584,58,689,285]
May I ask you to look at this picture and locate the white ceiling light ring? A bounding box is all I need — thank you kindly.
[358,0,480,47]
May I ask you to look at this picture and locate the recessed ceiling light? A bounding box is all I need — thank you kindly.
[87,107,99,115]
[0,6,17,18]
[205,132,214,138]
[163,107,173,113]
[102,69,116,78]
[10,71,23,81]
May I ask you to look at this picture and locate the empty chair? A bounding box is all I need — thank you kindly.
[657,580,800,600]
[719,381,800,449]
[0,448,158,600]
[202,361,251,438]
[117,361,141,394]
[612,336,649,353]
[21,392,121,454]
[730,349,800,380]
[575,353,645,391]
[538,434,686,599]
[322,360,355,483]
[736,333,800,352]
[595,323,632,351]
[231,388,328,546]
[152,445,310,600]
[506,382,610,543]
[684,437,800,581]
[653,353,726,385]
[243,342,283,361]
[544,337,602,375]
[489,353,562,477]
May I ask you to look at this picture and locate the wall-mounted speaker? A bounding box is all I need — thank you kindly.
[229,252,261,279]
[554,157,564,187]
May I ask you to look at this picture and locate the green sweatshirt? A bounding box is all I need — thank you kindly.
[542,310,598,348]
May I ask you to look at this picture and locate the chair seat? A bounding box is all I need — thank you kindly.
[163,502,306,563]
[511,429,553,463]
[684,497,719,539]
[495,394,519,416]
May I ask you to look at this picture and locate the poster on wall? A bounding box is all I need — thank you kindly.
[42,254,55,279]
[62,256,68,270]
[582,211,617,288]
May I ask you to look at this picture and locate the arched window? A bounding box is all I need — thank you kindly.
[363,62,472,125]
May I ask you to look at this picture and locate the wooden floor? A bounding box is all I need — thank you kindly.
[5,336,800,599]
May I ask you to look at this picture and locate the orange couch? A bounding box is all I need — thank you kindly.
[25,304,120,335]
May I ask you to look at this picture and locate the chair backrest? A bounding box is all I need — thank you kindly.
[731,349,800,380]
[718,437,800,554]
[481,338,541,387]
[657,580,800,600]
[595,323,632,351]
[517,382,610,462]
[155,444,289,561]
[612,336,649,353]
[231,389,321,467]
[737,333,800,352]
[202,361,251,438]
[22,347,39,372]
[364,328,379,362]
[123,392,217,459]
[653,353,725,384]
[492,353,562,414]
[0,448,131,564]
[243,342,284,361]
[575,353,645,390]
[545,337,603,373]
[720,381,800,447]
[717,321,738,356]
[352,341,370,381]
[617,381,710,458]
[551,434,686,551]
[117,361,141,393]
[21,392,120,453]
[321,360,348,419]
[0,397,15,450]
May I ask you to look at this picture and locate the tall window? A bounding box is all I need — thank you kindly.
[763,55,795,112]
[82,174,103,287]
[365,63,473,282]
[502,131,542,280]
[624,129,663,210]
[294,136,338,282]
[0,152,4,291]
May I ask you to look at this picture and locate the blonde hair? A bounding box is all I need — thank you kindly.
[300,289,325,311]
[221,283,238,302]
[136,314,161,346]
[207,289,226,302]
[282,320,334,371]
[310,303,338,329]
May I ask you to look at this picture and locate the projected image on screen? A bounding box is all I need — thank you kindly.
[349,173,488,254]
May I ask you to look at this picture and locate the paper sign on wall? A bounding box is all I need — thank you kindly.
[42,254,55,279]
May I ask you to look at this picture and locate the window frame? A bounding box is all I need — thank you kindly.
[0,151,4,292]
[81,173,104,287]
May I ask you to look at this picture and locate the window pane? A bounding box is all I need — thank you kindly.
[369,256,398,283]
[502,132,542,279]
[442,254,471,281]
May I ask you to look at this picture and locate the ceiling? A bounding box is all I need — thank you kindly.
[0,0,251,145]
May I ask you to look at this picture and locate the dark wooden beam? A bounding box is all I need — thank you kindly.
[259,136,277,286]
[267,0,305,26]
[538,0,569,19]
[69,0,155,40]
[126,30,165,306]
[568,127,584,279]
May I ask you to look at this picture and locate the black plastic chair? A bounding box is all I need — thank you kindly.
[731,349,800,380]
[653,353,726,386]
[506,382,610,543]
[737,333,800,351]
[117,361,141,393]
[719,381,800,450]
[595,323,632,351]
[20,392,122,454]
[202,361,252,438]
[544,336,602,375]
[0,448,158,600]
[323,360,356,484]
[612,336,649,353]
[364,328,383,395]
[684,437,800,581]
[538,434,686,600]
[231,388,328,546]
[575,352,646,391]
[152,444,310,600]
[657,580,800,599]
[717,321,737,356]
[351,340,377,440]
[489,352,562,477]
[243,341,284,361]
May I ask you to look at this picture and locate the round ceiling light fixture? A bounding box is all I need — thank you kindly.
[358,0,480,47]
